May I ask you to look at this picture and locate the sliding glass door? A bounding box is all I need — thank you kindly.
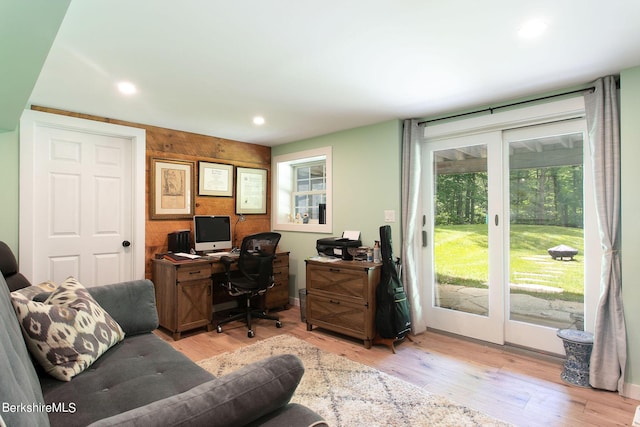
[423,132,504,344]
[503,120,599,353]
[422,118,599,354]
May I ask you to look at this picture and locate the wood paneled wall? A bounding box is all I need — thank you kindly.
[31,106,272,279]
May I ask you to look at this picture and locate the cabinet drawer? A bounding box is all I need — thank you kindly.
[307,294,365,336]
[266,280,289,306]
[273,253,289,268]
[176,264,211,282]
[273,265,288,282]
[307,264,366,301]
[264,265,288,308]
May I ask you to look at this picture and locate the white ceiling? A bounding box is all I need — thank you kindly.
[29,0,640,146]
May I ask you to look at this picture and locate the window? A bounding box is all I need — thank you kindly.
[293,161,326,221]
[272,147,332,233]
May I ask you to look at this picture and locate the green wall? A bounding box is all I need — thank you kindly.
[1,0,70,131]
[0,128,20,253]
[620,66,640,394]
[272,120,403,300]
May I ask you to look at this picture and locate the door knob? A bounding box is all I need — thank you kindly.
[122,240,131,247]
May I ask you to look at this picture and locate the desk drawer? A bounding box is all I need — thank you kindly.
[273,264,288,282]
[266,265,289,309]
[177,264,211,282]
[211,262,226,275]
[273,253,289,268]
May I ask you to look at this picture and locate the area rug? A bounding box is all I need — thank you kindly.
[197,334,512,427]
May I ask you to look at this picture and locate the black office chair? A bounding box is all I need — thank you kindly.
[215,232,283,338]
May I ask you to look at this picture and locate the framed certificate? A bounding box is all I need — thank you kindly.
[236,167,267,214]
[198,162,233,196]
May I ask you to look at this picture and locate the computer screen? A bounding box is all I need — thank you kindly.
[193,215,232,252]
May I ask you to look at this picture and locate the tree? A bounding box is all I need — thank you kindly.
[437,165,583,228]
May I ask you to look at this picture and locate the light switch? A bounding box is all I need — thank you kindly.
[384,210,396,223]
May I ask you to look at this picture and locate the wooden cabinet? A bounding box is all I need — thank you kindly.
[305,259,381,348]
[152,259,213,340]
[265,252,289,310]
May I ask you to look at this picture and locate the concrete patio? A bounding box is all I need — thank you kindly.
[435,283,584,330]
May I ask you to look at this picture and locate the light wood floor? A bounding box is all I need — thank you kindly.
[155,307,638,427]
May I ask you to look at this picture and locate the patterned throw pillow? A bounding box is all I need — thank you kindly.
[11,280,58,300]
[10,277,125,381]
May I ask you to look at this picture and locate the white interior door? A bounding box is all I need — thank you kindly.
[20,110,146,286]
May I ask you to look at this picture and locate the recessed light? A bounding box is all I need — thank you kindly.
[117,81,137,95]
[518,18,548,39]
[253,116,265,126]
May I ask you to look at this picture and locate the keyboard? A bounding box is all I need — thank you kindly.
[206,252,236,257]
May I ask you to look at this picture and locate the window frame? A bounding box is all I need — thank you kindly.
[272,146,332,233]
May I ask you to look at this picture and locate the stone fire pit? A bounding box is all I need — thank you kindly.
[548,244,578,261]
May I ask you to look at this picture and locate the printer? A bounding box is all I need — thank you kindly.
[316,231,361,260]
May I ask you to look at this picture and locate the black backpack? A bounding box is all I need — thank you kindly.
[375,225,411,340]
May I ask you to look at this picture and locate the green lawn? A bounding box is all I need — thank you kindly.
[434,224,584,302]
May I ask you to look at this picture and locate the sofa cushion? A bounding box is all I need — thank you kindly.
[0,241,19,276]
[10,277,125,381]
[0,274,50,427]
[87,354,305,427]
[0,241,32,291]
[87,280,159,336]
[41,333,215,427]
[246,403,329,427]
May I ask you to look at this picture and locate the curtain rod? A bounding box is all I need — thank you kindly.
[418,86,595,126]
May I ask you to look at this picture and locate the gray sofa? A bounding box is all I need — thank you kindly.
[0,244,325,427]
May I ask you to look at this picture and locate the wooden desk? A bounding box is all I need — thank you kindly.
[305,259,381,348]
[152,252,289,340]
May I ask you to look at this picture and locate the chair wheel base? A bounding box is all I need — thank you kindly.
[216,325,223,333]
[276,321,283,328]
[248,330,255,338]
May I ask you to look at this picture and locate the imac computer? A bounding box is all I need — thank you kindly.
[193,215,232,253]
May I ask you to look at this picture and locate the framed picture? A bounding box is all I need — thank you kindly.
[236,167,267,214]
[198,161,233,196]
[150,158,195,219]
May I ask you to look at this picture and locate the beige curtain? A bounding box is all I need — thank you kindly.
[585,75,626,392]
[401,119,427,333]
